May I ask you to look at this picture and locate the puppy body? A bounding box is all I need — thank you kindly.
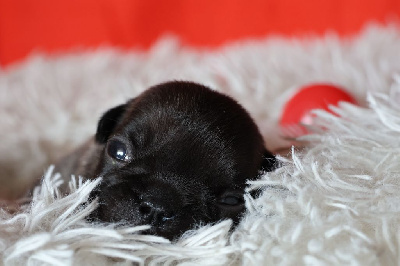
[52,81,276,240]
[54,138,99,192]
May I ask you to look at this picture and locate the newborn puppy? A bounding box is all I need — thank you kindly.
[54,81,276,240]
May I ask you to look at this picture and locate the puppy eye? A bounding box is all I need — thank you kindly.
[107,139,131,162]
[219,195,243,206]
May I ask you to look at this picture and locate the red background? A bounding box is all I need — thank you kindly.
[0,0,399,66]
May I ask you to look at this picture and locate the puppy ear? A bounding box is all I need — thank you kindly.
[95,102,128,144]
[260,149,277,172]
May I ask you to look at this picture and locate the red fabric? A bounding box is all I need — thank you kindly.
[0,0,399,66]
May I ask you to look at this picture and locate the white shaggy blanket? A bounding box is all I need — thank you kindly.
[1,24,400,265]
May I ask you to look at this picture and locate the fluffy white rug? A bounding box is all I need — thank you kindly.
[1,24,400,265]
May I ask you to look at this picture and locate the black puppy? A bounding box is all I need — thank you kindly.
[54,81,276,240]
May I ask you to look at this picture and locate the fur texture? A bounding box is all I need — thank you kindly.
[1,24,400,265]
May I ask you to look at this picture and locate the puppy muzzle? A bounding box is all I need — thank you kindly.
[87,177,206,240]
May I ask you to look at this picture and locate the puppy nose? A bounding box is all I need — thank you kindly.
[139,201,176,226]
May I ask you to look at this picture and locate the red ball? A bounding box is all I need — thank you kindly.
[279,83,357,135]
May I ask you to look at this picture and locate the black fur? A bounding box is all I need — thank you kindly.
[83,81,276,240]
[95,103,128,144]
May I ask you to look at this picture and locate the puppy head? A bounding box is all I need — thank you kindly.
[88,81,276,240]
